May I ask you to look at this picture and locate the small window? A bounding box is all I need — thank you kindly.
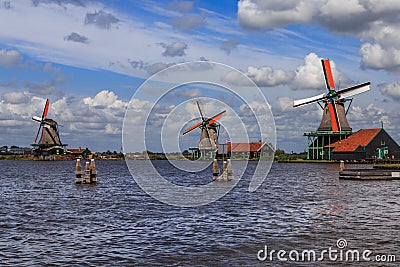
[381,140,386,145]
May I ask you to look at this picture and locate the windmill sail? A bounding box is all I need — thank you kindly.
[337,82,370,99]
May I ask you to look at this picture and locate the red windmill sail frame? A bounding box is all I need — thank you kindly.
[322,59,340,132]
[322,59,336,90]
[34,99,50,143]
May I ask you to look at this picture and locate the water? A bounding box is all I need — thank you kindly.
[1,160,399,266]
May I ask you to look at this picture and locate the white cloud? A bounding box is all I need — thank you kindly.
[360,43,400,70]
[223,65,293,87]
[292,53,349,90]
[83,90,127,110]
[237,0,400,71]
[2,91,29,104]
[247,66,294,87]
[292,53,325,90]
[380,80,400,100]
[274,97,294,112]
[238,0,317,29]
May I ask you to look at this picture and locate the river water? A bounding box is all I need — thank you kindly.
[0,160,399,266]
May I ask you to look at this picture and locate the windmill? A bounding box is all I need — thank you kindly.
[182,101,226,159]
[293,59,370,160]
[32,99,67,157]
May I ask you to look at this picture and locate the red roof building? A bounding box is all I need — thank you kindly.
[219,142,274,159]
[324,128,400,160]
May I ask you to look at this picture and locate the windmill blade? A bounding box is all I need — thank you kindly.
[32,116,42,122]
[293,93,326,107]
[34,124,43,143]
[182,121,202,135]
[327,101,339,132]
[338,82,370,100]
[196,101,205,121]
[321,59,336,91]
[207,110,226,125]
[42,99,50,120]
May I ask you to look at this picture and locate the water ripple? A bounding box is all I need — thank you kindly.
[0,160,399,266]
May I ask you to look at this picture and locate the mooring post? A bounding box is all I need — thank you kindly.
[221,161,228,180]
[212,159,219,181]
[75,159,83,184]
[227,159,233,181]
[340,160,345,172]
[90,159,98,184]
[85,161,91,184]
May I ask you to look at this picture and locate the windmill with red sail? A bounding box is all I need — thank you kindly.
[31,99,67,157]
[293,59,370,160]
[182,101,226,159]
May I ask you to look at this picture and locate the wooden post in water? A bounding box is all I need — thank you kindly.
[340,160,345,172]
[75,159,83,184]
[221,161,228,180]
[90,159,98,184]
[227,159,233,181]
[85,161,91,184]
[212,159,219,181]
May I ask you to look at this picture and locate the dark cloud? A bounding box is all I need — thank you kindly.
[220,39,238,55]
[159,41,188,57]
[128,59,144,69]
[64,32,89,43]
[173,88,204,100]
[3,1,11,9]
[145,62,175,75]
[43,62,61,73]
[0,49,23,67]
[25,80,65,98]
[166,0,194,13]
[128,59,176,75]
[84,10,119,29]
[170,13,206,30]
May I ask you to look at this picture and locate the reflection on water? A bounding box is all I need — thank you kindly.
[0,160,399,266]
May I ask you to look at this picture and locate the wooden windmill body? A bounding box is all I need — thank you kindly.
[32,99,67,157]
[318,101,351,132]
[293,59,370,160]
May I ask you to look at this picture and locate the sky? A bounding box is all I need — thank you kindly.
[0,0,400,152]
